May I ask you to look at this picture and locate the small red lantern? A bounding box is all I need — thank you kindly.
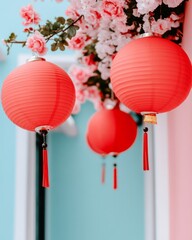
[110,36,192,170]
[1,56,76,187]
[86,107,137,189]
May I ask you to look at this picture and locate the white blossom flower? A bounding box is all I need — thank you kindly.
[136,0,161,14]
[163,0,183,8]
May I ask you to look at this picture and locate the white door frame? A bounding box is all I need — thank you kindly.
[13,54,170,240]
[13,53,78,240]
[153,113,170,240]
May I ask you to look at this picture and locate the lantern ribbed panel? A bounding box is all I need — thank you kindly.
[86,135,106,155]
[111,37,192,113]
[86,108,137,154]
[1,60,75,131]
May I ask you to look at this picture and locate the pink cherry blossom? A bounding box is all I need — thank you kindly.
[26,31,47,55]
[68,32,87,50]
[83,54,96,66]
[65,6,80,20]
[68,65,92,84]
[85,86,101,100]
[102,0,124,18]
[151,19,172,35]
[80,0,98,7]
[20,4,40,26]
[76,88,87,103]
[169,14,180,28]
[81,55,97,71]
[84,8,101,29]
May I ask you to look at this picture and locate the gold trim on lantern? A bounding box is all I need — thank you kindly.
[142,112,157,124]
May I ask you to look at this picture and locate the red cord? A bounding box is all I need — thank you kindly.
[113,164,117,190]
[42,149,50,188]
[143,128,149,171]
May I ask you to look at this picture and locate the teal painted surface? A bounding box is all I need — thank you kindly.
[0,2,144,239]
[0,1,70,239]
[46,102,144,240]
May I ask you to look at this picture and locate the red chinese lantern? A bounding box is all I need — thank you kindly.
[110,36,192,170]
[86,107,137,189]
[1,56,75,187]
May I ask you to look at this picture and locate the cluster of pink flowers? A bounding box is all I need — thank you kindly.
[17,0,186,114]
[20,4,47,55]
[20,4,41,25]
[66,0,185,114]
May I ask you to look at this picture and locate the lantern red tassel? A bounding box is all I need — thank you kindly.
[143,127,149,171]
[101,163,106,184]
[42,149,49,188]
[40,129,50,188]
[113,163,118,190]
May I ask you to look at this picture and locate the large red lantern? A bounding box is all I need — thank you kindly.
[1,56,76,187]
[86,107,137,189]
[110,36,192,170]
[111,36,192,118]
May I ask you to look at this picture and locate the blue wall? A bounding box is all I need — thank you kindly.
[0,2,144,240]
[46,102,144,240]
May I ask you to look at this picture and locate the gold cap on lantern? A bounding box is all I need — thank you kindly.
[142,112,157,124]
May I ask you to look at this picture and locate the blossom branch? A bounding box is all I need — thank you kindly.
[45,14,83,42]
[3,15,84,54]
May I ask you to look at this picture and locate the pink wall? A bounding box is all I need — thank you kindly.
[168,2,192,240]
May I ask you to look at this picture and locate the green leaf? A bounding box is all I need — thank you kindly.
[62,39,68,46]
[51,43,58,51]
[59,32,68,40]
[40,29,51,36]
[58,43,65,51]
[67,26,77,38]
[9,32,17,41]
[74,25,79,30]
[66,18,74,25]
[53,22,60,30]
[54,37,59,42]
[57,17,65,25]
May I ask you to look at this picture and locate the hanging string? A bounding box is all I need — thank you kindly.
[40,130,50,187]
[143,127,149,171]
[101,162,106,184]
